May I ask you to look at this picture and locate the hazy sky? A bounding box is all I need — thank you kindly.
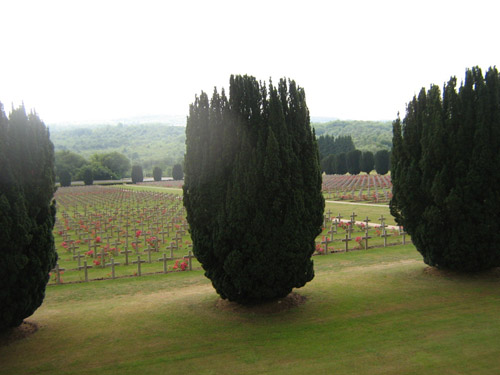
[1,0,498,124]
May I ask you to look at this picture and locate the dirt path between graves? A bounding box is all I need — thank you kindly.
[325,200,389,208]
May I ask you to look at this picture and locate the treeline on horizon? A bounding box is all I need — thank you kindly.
[50,119,392,178]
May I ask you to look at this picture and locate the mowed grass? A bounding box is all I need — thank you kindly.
[2,244,500,375]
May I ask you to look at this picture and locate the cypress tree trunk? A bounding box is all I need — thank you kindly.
[184,75,324,304]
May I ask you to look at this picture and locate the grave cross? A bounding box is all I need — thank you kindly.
[132,256,146,276]
[144,246,155,263]
[105,258,120,279]
[120,247,133,265]
[73,251,85,268]
[342,234,352,252]
[350,212,357,226]
[183,250,195,271]
[321,236,331,255]
[78,260,93,282]
[362,229,371,250]
[51,263,66,284]
[158,253,168,274]
[380,228,390,247]
[399,226,407,245]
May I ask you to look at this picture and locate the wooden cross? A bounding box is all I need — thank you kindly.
[363,216,371,229]
[78,260,92,282]
[325,209,332,220]
[183,250,195,271]
[380,228,390,247]
[167,241,177,259]
[132,255,146,276]
[120,247,133,265]
[143,246,155,263]
[51,263,66,284]
[105,258,120,279]
[362,229,371,250]
[342,234,352,252]
[350,211,357,225]
[89,240,100,259]
[336,213,343,222]
[69,241,79,256]
[321,236,331,255]
[158,253,168,274]
[73,251,85,268]
[399,226,407,245]
[378,215,388,228]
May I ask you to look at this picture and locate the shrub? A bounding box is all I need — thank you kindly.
[183,75,324,304]
[0,104,57,331]
[172,164,183,180]
[391,66,500,271]
[131,165,143,183]
[153,166,162,181]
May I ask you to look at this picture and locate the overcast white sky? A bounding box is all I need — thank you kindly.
[1,0,498,124]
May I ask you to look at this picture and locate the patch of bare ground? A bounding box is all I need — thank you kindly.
[423,266,500,280]
[0,320,38,347]
[216,292,307,314]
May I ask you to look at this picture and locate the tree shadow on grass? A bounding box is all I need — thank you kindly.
[0,320,39,347]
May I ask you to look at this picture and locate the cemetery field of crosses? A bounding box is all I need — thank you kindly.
[50,185,409,285]
[322,174,392,202]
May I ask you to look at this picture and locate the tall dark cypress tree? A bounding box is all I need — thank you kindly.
[0,104,57,331]
[391,67,500,272]
[346,149,362,174]
[360,151,374,173]
[184,75,324,304]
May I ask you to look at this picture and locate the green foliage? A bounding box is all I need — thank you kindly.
[90,151,130,179]
[320,154,336,174]
[153,166,162,181]
[50,123,185,175]
[317,134,355,160]
[183,75,324,304]
[59,170,71,187]
[313,120,393,153]
[87,162,117,180]
[346,149,362,174]
[81,165,94,185]
[390,66,500,272]
[55,150,88,178]
[0,103,57,331]
[360,151,375,173]
[374,149,390,175]
[172,164,183,180]
[335,152,348,174]
[131,164,143,183]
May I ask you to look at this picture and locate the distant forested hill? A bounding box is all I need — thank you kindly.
[312,120,392,153]
[50,119,393,174]
[50,123,185,172]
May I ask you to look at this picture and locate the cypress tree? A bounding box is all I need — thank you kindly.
[360,151,374,173]
[172,164,183,180]
[0,104,57,331]
[335,152,348,174]
[59,170,71,187]
[374,149,390,175]
[390,67,500,271]
[153,166,162,181]
[346,149,362,174]
[131,165,143,183]
[81,166,94,185]
[183,75,324,304]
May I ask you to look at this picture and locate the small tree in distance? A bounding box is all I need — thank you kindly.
[374,150,390,175]
[153,166,162,181]
[59,170,71,187]
[81,166,94,185]
[172,164,183,180]
[131,165,143,183]
[361,151,374,173]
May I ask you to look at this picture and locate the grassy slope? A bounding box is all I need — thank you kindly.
[2,244,499,375]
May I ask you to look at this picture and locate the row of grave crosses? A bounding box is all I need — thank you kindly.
[51,250,196,284]
[318,211,407,254]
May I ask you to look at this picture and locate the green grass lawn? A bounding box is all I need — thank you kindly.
[2,244,499,375]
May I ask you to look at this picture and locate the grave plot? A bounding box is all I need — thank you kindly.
[314,210,410,255]
[50,186,196,284]
[322,174,392,203]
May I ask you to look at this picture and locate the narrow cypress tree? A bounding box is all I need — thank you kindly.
[59,170,71,187]
[153,166,162,181]
[0,104,57,331]
[335,152,348,174]
[360,151,375,173]
[391,67,500,271]
[374,149,390,175]
[172,164,183,180]
[184,75,324,304]
[346,149,362,174]
[131,165,143,183]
